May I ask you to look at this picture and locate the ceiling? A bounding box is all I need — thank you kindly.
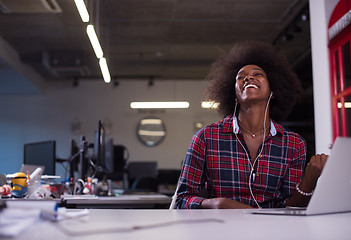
[0,0,311,86]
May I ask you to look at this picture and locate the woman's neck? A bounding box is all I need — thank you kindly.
[237,103,270,131]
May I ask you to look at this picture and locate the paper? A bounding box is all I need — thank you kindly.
[0,208,41,237]
[0,201,89,237]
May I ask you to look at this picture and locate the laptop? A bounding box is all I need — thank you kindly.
[251,136,351,216]
[20,164,45,175]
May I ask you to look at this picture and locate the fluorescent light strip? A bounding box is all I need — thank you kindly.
[201,101,219,109]
[99,58,111,83]
[337,102,351,108]
[130,102,190,109]
[138,130,166,137]
[86,25,103,59]
[141,119,162,125]
[74,0,90,22]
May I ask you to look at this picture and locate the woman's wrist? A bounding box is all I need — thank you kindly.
[296,183,313,196]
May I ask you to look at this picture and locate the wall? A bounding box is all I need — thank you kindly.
[0,79,220,177]
[0,35,45,95]
[1,0,341,177]
[309,0,339,154]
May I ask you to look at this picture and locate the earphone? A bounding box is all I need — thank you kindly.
[233,92,273,208]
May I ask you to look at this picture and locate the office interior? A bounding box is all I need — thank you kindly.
[0,0,345,197]
[2,1,351,238]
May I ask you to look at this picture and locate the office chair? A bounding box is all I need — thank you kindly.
[169,180,179,209]
[127,161,158,192]
[131,176,158,192]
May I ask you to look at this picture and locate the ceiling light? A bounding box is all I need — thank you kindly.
[99,58,111,83]
[141,119,162,125]
[74,0,89,22]
[301,13,309,22]
[86,25,103,59]
[337,102,351,108]
[138,130,166,137]
[130,101,190,109]
[201,101,219,109]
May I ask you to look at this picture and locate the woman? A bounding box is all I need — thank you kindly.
[176,42,327,209]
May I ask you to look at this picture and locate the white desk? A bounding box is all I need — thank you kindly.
[62,194,172,209]
[3,209,351,240]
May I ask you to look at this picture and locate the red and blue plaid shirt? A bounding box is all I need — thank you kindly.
[176,115,306,209]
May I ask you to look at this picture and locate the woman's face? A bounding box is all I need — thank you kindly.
[235,64,271,103]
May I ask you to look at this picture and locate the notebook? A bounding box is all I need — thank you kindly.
[251,136,351,216]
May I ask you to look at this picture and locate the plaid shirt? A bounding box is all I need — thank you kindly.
[176,115,306,209]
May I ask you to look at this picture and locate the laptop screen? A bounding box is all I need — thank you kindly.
[23,141,56,175]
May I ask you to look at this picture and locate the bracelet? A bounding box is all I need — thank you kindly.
[295,183,313,196]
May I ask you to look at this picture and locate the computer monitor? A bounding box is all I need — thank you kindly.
[69,139,80,178]
[113,145,128,173]
[104,138,114,173]
[23,140,56,175]
[104,139,129,180]
[94,120,105,171]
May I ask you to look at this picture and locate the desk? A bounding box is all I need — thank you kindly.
[0,197,62,205]
[2,209,351,240]
[62,194,172,209]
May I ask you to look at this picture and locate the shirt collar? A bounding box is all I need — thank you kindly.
[233,116,277,136]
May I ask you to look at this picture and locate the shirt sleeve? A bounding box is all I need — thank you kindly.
[275,135,306,207]
[176,129,207,209]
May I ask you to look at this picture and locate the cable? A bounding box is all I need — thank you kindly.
[233,93,272,208]
[55,218,224,237]
[74,179,86,195]
[88,158,104,179]
[89,158,98,179]
[67,149,84,163]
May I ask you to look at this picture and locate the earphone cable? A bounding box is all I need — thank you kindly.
[233,93,272,208]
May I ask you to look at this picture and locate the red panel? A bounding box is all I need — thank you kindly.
[329,0,351,140]
[330,48,338,140]
[328,0,351,28]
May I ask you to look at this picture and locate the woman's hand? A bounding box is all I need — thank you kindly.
[294,153,328,197]
[303,153,328,187]
[286,154,328,207]
[200,197,253,209]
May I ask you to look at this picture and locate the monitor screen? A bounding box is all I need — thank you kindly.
[104,139,129,180]
[23,140,56,175]
[94,121,105,170]
[104,138,114,173]
[69,139,80,178]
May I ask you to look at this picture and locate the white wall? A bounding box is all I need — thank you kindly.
[309,0,339,154]
[0,79,220,177]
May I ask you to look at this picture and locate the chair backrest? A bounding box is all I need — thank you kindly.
[127,161,158,179]
[131,176,158,192]
[127,161,158,190]
[169,177,180,209]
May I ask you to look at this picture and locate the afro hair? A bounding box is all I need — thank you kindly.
[204,41,303,122]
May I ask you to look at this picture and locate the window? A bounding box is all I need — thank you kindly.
[329,17,351,139]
